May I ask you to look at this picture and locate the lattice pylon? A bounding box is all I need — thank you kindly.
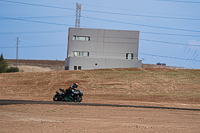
[75,3,81,27]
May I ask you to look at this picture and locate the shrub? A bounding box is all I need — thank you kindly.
[6,67,19,73]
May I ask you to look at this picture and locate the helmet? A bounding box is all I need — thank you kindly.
[72,83,78,88]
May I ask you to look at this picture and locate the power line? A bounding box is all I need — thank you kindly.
[0,44,66,49]
[0,0,75,10]
[1,16,199,49]
[2,37,199,50]
[186,47,197,67]
[81,9,200,21]
[16,15,74,19]
[81,3,197,18]
[19,44,66,49]
[1,0,200,21]
[0,15,75,21]
[0,16,200,34]
[0,16,73,26]
[140,53,200,62]
[0,30,199,38]
[141,31,200,38]
[140,39,200,47]
[157,0,200,4]
[82,16,200,33]
[0,30,67,35]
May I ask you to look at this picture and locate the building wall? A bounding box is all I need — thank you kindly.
[66,28,141,70]
[65,57,142,70]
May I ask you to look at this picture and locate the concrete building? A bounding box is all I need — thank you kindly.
[65,28,142,70]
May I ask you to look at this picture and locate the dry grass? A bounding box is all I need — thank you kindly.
[0,68,200,105]
[5,59,65,72]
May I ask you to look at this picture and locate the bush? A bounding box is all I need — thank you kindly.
[6,67,19,73]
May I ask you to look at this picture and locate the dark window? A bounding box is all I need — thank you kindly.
[126,53,134,60]
[73,36,90,41]
[74,66,77,70]
[78,66,81,70]
[80,51,89,56]
[65,66,69,70]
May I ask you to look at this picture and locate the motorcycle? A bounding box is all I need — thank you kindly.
[53,88,83,102]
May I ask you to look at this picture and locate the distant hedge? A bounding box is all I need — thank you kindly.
[6,67,19,73]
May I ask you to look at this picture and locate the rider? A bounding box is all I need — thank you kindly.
[65,83,79,100]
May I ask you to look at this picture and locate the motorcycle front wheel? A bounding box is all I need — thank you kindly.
[76,96,82,102]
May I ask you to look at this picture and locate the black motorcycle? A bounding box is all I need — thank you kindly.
[53,88,83,102]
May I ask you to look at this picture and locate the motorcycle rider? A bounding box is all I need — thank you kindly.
[65,83,79,100]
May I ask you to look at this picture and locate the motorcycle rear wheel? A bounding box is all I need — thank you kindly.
[53,94,62,101]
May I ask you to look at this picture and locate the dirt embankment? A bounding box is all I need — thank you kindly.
[0,67,200,108]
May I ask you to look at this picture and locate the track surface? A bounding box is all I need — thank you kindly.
[0,99,199,111]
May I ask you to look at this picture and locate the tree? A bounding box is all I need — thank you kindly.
[0,53,8,73]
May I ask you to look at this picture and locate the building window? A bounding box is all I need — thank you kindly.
[72,51,89,57]
[126,53,133,60]
[74,66,77,70]
[74,66,81,70]
[73,51,80,57]
[73,36,90,41]
[80,51,89,56]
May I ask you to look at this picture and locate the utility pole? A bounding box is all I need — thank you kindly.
[16,37,19,67]
[75,3,81,27]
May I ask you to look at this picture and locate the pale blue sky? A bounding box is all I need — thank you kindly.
[0,0,200,69]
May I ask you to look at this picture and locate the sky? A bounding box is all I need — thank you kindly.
[0,0,200,69]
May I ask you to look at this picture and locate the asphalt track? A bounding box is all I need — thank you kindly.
[0,99,199,111]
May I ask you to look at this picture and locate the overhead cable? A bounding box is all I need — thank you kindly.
[0,44,66,49]
[1,0,200,21]
[0,16,73,26]
[140,53,200,62]
[3,15,200,33]
[141,31,200,38]
[0,0,75,10]
[140,39,200,47]
[81,9,200,21]
[0,30,67,34]
[0,29,200,38]
[82,16,200,33]
[157,0,200,4]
